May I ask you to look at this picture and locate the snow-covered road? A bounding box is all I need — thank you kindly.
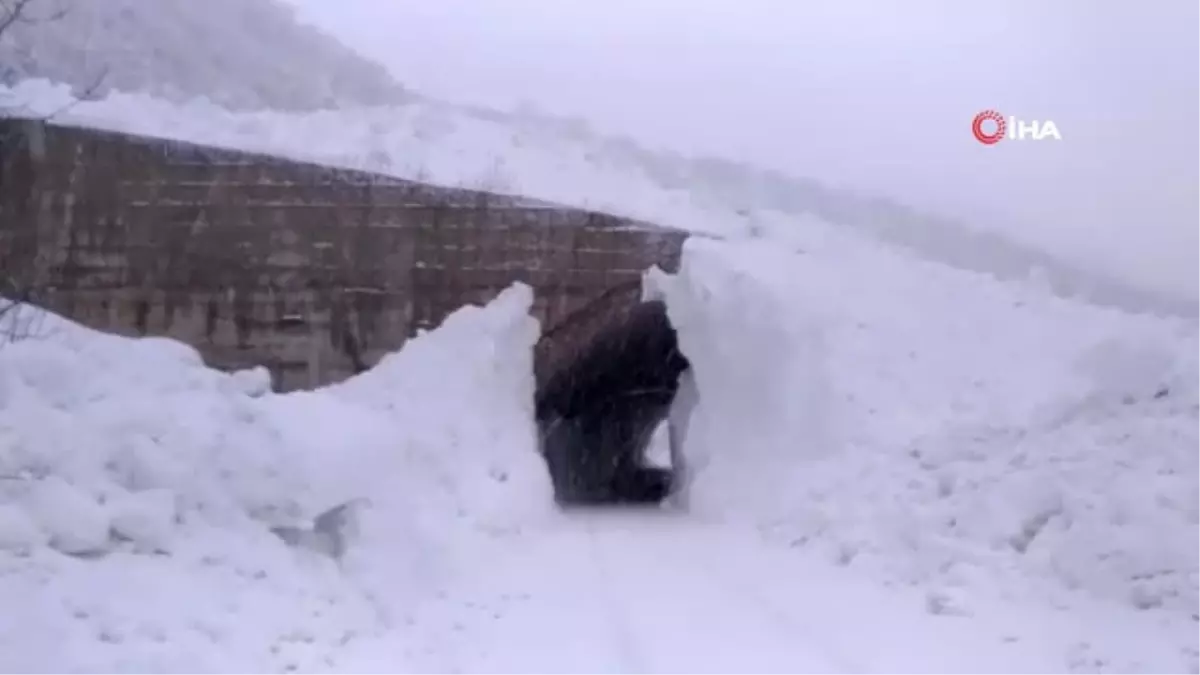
[343,507,1182,675]
[386,510,867,674]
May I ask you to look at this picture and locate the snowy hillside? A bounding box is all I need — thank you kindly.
[0,79,1197,672]
[0,0,408,111]
[0,0,1185,315]
[5,78,1188,320]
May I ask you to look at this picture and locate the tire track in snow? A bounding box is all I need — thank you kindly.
[576,510,852,673]
[583,517,651,673]
[397,521,662,674]
[635,520,867,673]
[347,510,1120,673]
[683,544,867,674]
[657,521,1057,674]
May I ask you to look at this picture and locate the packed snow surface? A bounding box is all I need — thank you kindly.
[0,82,1196,673]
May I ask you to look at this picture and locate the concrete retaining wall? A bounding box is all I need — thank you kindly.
[0,119,687,390]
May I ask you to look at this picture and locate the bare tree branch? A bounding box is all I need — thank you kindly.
[0,0,105,344]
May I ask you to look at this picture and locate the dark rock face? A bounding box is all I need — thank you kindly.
[534,299,690,506]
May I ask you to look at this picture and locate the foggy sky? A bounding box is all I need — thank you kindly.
[288,0,1198,303]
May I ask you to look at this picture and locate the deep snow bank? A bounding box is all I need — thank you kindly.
[0,306,387,671]
[644,237,838,517]
[650,217,1198,671]
[0,284,548,672]
[327,283,548,528]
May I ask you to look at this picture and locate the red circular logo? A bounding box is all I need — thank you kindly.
[972,110,1006,145]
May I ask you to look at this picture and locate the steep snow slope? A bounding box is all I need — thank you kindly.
[5,79,1187,319]
[1,0,1187,310]
[0,0,407,111]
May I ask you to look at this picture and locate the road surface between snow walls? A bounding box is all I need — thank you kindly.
[0,225,1195,674]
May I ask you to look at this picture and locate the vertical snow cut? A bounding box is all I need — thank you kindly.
[644,237,838,516]
[327,282,552,535]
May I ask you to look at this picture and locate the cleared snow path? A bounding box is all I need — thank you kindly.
[343,510,1079,674]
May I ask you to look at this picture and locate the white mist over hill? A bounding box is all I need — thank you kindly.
[285,0,1199,305]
